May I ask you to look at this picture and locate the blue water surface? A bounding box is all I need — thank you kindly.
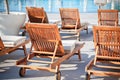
[0,0,120,13]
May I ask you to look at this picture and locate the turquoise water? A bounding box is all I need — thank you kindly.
[0,0,120,13]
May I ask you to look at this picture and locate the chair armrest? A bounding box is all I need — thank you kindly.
[51,42,84,68]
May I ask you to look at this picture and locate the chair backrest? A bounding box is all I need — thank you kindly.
[93,26,120,61]
[0,13,26,36]
[26,7,49,23]
[98,9,118,26]
[59,8,81,29]
[26,23,65,56]
[0,37,4,50]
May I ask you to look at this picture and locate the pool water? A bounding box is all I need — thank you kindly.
[0,0,120,13]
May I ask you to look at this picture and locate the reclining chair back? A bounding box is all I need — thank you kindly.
[26,7,49,23]
[60,8,81,29]
[26,23,65,56]
[98,9,118,26]
[93,26,120,64]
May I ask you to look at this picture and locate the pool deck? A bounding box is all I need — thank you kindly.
[0,13,120,80]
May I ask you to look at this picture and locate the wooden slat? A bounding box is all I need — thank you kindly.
[27,59,52,64]
[17,65,56,73]
[88,70,120,76]
[95,65,120,70]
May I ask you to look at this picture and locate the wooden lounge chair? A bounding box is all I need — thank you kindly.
[21,7,48,35]
[0,13,30,56]
[26,7,49,23]
[59,8,88,41]
[85,26,120,80]
[23,7,60,35]
[26,7,60,24]
[98,9,119,26]
[16,23,84,80]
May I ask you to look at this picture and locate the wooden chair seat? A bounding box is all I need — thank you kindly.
[0,36,29,56]
[1,36,26,47]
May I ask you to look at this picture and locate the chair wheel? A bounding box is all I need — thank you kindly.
[19,68,26,77]
[55,71,61,80]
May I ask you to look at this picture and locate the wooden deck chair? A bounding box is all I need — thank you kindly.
[16,23,84,80]
[26,7,49,23]
[26,7,60,24]
[21,7,48,34]
[23,7,59,35]
[0,13,30,56]
[59,8,88,41]
[98,9,118,26]
[85,26,120,80]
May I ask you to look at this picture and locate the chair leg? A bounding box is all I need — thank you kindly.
[86,28,88,34]
[22,45,27,56]
[22,30,26,36]
[77,32,80,41]
[86,72,90,80]
[77,50,81,61]
[55,71,61,80]
[85,27,88,34]
[55,65,61,80]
